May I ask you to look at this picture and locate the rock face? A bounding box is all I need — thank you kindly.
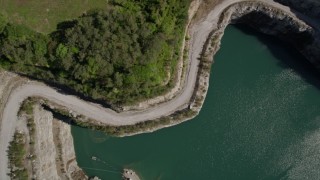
[208,1,320,71]
[275,0,320,19]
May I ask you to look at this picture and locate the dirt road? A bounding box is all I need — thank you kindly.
[0,0,316,179]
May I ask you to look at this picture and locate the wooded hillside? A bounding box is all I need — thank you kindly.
[0,0,190,105]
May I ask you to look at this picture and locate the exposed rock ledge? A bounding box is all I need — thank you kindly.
[276,0,320,19]
[236,2,320,70]
[186,1,320,133]
[204,1,320,71]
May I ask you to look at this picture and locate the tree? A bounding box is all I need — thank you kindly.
[0,0,191,105]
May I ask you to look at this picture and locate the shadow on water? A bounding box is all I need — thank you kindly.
[69,24,320,180]
[274,0,320,22]
[234,24,320,133]
[234,24,320,91]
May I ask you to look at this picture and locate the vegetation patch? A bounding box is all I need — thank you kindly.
[18,98,35,116]
[19,98,37,145]
[15,98,37,178]
[43,100,197,136]
[0,0,191,106]
[7,131,28,180]
[1,0,215,138]
[77,109,197,136]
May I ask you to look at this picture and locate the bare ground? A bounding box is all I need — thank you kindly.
[32,104,86,180]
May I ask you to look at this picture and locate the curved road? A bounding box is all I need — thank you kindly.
[0,0,316,178]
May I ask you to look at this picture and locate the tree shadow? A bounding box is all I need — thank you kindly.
[231,23,320,139]
[16,72,118,111]
[43,104,81,127]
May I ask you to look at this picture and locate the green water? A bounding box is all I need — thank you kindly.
[72,25,320,180]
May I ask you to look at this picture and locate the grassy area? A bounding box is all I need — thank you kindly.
[18,98,34,115]
[8,131,28,180]
[0,0,108,33]
[19,98,36,144]
[14,98,37,179]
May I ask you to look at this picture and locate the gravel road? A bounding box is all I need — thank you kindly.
[0,0,315,179]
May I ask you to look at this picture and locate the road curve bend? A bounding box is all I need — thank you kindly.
[0,0,316,178]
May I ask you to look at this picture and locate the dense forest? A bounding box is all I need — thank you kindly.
[0,0,190,105]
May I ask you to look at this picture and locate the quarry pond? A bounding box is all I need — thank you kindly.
[72,25,320,180]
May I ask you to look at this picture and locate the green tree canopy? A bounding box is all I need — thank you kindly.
[0,0,191,105]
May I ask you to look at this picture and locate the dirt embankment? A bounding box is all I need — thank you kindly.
[4,83,87,180]
[31,104,86,179]
[24,104,86,179]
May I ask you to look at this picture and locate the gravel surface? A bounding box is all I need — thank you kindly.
[0,0,316,179]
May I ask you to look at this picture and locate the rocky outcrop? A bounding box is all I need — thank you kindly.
[189,0,320,133]
[235,2,320,70]
[205,1,320,71]
[275,0,320,19]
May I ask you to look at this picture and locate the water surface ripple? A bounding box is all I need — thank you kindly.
[72,25,320,180]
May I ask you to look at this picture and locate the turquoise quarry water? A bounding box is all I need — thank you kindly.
[72,25,320,179]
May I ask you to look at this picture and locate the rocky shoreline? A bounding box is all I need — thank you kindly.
[190,0,320,120]
[1,0,320,179]
[227,1,320,70]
